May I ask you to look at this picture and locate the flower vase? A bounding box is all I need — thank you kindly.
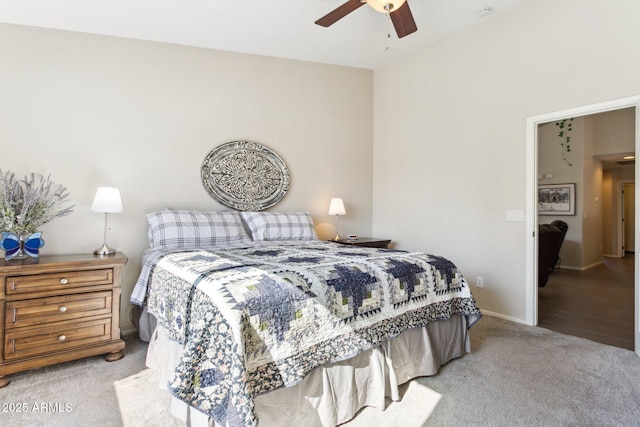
[12,235,28,260]
[0,232,45,261]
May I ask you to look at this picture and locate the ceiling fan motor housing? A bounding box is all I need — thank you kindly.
[366,0,407,14]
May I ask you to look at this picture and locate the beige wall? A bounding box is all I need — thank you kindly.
[537,119,584,269]
[598,108,636,256]
[372,0,640,321]
[536,115,604,271]
[597,108,635,257]
[537,108,633,267]
[581,116,604,269]
[0,24,374,333]
[594,108,637,157]
[3,0,640,328]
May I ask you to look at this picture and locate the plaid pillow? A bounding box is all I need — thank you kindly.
[146,209,251,249]
[241,211,318,241]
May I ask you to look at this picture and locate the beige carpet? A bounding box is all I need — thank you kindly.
[342,381,441,427]
[1,315,639,426]
[0,333,150,427]
[113,368,442,427]
[115,368,182,427]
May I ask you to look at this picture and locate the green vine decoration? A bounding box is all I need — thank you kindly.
[555,118,573,166]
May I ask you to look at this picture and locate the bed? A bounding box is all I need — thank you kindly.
[131,209,482,427]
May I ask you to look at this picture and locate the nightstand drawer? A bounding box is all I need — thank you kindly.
[5,269,113,296]
[4,318,112,361]
[5,291,112,330]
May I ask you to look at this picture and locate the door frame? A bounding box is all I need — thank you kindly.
[621,181,635,256]
[525,95,640,356]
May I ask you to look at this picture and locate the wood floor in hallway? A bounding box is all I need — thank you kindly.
[538,254,634,350]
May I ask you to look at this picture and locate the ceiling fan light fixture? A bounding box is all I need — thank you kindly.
[315,0,416,39]
[367,0,406,14]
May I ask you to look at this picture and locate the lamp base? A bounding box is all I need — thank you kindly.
[94,244,116,256]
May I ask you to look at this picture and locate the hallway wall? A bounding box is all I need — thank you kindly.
[539,108,635,268]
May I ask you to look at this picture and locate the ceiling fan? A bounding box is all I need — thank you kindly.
[315,0,417,38]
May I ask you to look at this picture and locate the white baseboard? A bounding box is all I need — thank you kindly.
[479,309,528,325]
[121,324,138,337]
[558,265,581,271]
[558,260,604,271]
[582,260,604,270]
[120,305,140,337]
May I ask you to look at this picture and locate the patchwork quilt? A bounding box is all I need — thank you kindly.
[138,241,482,426]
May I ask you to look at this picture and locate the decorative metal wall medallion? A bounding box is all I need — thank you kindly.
[201,141,290,211]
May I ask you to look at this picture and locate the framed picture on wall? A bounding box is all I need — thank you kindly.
[538,183,576,216]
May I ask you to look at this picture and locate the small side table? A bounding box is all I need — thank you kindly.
[333,237,391,249]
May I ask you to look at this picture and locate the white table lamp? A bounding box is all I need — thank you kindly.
[91,186,123,255]
[328,197,346,241]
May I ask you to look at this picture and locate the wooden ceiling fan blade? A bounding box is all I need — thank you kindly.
[315,0,366,27]
[390,1,417,38]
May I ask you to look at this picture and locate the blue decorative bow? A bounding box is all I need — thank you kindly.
[0,232,45,260]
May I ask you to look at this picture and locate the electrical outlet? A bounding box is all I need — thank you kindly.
[475,276,484,288]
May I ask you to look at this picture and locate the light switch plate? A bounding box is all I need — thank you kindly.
[506,210,524,222]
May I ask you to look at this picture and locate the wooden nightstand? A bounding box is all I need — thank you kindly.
[0,252,128,387]
[333,237,392,249]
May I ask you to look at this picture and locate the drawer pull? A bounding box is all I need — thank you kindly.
[58,335,66,342]
[60,278,68,285]
[59,306,67,313]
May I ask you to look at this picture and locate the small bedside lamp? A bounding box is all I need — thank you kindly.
[328,197,346,241]
[91,186,123,255]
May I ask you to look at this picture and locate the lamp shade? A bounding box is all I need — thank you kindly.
[91,187,123,213]
[328,198,346,216]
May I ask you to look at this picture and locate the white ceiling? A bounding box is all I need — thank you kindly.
[0,0,530,69]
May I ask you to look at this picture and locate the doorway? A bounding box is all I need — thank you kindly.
[525,96,640,357]
[536,110,635,350]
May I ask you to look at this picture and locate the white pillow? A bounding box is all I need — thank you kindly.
[146,209,251,249]
[240,211,318,241]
